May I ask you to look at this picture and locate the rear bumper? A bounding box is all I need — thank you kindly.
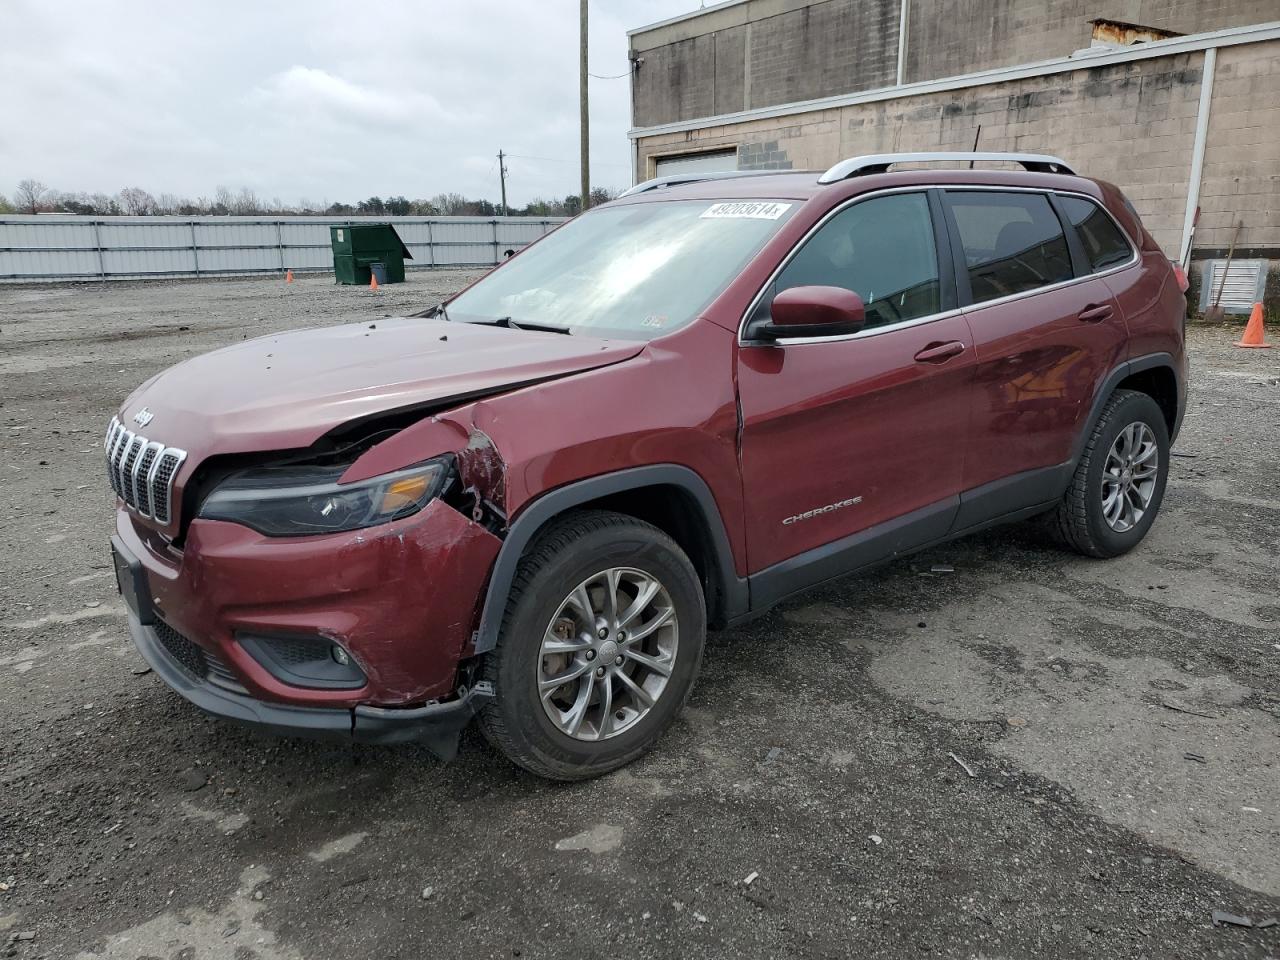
[128,611,490,753]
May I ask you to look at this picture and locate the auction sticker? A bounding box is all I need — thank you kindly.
[700,201,791,220]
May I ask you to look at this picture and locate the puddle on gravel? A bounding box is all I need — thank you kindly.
[75,865,299,960]
[306,831,368,862]
[555,823,623,853]
[857,582,1279,896]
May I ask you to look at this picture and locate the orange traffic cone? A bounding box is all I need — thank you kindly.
[369,271,379,292]
[285,269,294,284]
[1235,302,1271,349]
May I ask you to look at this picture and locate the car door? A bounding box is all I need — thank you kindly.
[942,189,1128,515]
[736,189,975,593]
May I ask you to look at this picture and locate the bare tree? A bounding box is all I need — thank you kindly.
[118,187,157,216]
[431,192,469,215]
[5,178,603,219]
[212,186,234,215]
[90,193,121,216]
[14,179,49,214]
[589,186,618,206]
[230,187,259,215]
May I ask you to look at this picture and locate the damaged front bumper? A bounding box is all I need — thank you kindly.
[111,487,503,757]
[127,610,491,757]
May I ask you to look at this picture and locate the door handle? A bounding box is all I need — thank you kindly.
[913,340,966,364]
[1078,303,1114,323]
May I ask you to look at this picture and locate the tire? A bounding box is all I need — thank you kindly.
[478,509,706,781]
[1050,389,1169,558]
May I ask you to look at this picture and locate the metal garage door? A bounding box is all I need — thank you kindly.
[653,149,738,176]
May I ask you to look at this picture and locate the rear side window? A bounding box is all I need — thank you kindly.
[947,191,1073,304]
[1058,195,1133,272]
[766,192,941,330]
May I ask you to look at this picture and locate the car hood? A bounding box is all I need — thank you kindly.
[119,316,643,457]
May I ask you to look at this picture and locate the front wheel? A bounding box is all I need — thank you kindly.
[1050,389,1170,558]
[479,510,706,781]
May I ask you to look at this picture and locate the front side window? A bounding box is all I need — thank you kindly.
[761,192,941,330]
[947,191,1073,304]
[1058,195,1134,272]
[446,199,795,340]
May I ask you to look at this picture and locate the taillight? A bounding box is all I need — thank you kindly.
[1172,262,1189,294]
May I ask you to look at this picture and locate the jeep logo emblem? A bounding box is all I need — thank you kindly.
[132,407,154,428]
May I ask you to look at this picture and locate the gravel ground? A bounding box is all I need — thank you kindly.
[0,274,1277,960]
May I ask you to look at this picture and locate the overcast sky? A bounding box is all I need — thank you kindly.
[2,1,700,208]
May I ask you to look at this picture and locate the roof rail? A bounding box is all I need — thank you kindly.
[817,152,1075,184]
[619,170,794,198]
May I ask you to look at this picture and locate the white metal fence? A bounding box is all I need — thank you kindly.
[0,215,566,283]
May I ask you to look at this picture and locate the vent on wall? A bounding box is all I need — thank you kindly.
[1199,260,1267,315]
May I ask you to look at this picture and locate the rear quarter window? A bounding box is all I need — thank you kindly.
[946,191,1073,304]
[1058,195,1134,272]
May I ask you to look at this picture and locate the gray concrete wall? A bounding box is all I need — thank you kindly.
[1196,39,1280,255]
[635,38,1280,278]
[631,0,900,128]
[903,0,1279,83]
[631,0,1276,127]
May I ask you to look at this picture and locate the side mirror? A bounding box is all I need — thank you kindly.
[751,285,866,341]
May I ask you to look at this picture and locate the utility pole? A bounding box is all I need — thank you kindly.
[579,0,590,212]
[497,149,508,217]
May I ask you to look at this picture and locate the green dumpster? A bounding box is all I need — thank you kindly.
[330,224,412,284]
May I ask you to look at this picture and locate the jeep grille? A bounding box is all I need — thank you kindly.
[104,417,187,524]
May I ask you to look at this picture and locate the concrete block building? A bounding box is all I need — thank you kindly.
[626,0,1279,312]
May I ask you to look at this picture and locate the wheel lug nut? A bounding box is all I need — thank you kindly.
[597,628,608,640]
[616,630,626,642]
[585,650,596,661]
[615,656,623,666]
[595,667,605,678]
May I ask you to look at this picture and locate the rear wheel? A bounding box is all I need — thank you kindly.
[1050,389,1169,558]
[479,510,706,780]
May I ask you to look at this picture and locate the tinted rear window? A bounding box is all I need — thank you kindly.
[947,191,1073,304]
[1058,195,1134,272]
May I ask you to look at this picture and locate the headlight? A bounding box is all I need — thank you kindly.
[197,457,450,537]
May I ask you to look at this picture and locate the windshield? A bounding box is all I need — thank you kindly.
[445,199,795,339]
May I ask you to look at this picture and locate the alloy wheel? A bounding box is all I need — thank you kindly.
[1101,421,1159,533]
[538,567,678,741]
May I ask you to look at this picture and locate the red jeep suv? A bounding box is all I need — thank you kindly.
[107,152,1187,780]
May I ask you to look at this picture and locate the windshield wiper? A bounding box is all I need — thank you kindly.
[406,301,451,321]
[485,316,572,335]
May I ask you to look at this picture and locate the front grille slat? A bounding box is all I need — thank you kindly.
[153,619,248,694]
[153,619,207,680]
[204,650,249,694]
[123,436,145,507]
[103,417,187,524]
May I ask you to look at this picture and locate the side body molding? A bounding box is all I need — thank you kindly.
[469,355,1182,656]
[471,464,749,655]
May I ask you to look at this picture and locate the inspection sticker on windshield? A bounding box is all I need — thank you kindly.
[700,201,791,220]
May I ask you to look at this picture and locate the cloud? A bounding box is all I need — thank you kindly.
[0,0,700,206]
[249,66,449,127]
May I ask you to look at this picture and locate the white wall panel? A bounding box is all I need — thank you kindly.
[0,216,564,282]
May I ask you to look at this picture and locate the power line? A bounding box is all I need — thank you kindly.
[505,153,629,168]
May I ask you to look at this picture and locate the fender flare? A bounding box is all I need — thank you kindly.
[471,464,748,655]
[1073,351,1183,462]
